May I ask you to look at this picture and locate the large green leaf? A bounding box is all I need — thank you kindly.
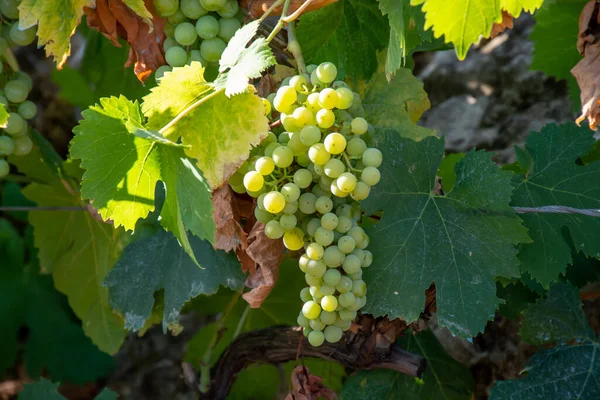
[296,0,389,80]
[362,67,435,141]
[70,96,215,262]
[22,181,126,354]
[361,131,530,337]
[520,281,594,345]
[104,230,245,332]
[411,0,543,59]
[341,330,473,399]
[142,62,269,188]
[378,0,432,79]
[511,123,600,287]
[19,0,93,67]
[490,341,600,400]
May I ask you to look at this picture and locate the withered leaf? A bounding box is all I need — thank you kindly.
[241,222,284,308]
[212,185,248,253]
[571,0,600,129]
[490,10,514,39]
[286,365,338,400]
[84,0,166,83]
[241,0,338,19]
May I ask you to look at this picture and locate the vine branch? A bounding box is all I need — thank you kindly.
[511,205,600,217]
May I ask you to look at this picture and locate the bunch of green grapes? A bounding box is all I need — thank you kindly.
[0,0,37,179]
[228,62,382,347]
[153,0,242,82]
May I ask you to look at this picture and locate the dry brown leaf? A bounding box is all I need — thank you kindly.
[490,10,514,38]
[286,365,337,400]
[212,185,248,253]
[241,222,284,308]
[241,0,338,19]
[257,72,276,98]
[571,0,600,129]
[84,0,166,83]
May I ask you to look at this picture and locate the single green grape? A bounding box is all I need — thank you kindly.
[154,0,179,16]
[339,309,357,321]
[9,23,36,46]
[361,166,381,186]
[308,330,325,346]
[299,254,311,273]
[338,292,356,308]
[200,0,227,11]
[363,250,373,267]
[351,181,370,201]
[281,182,301,202]
[168,10,187,25]
[351,117,368,135]
[323,269,342,286]
[335,87,353,110]
[17,101,37,120]
[0,136,15,156]
[297,313,310,328]
[335,276,353,293]
[298,193,318,214]
[348,226,365,244]
[342,254,361,274]
[324,158,345,178]
[346,138,367,157]
[272,146,294,168]
[218,0,239,17]
[306,218,321,237]
[321,213,339,231]
[279,213,297,230]
[265,220,284,239]
[316,62,337,84]
[300,287,312,302]
[352,280,367,297]
[218,17,241,42]
[200,38,226,62]
[175,22,198,46]
[299,125,321,146]
[293,168,313,189]
[254,207,273,224]
[283,201,298,214]
[320,310,337,325]
[165,46,188,67]
[0,159,9,178]
[5,113,25,136]
[4,80,28,103]
[335,216,352,234]
[320,284,335,296]
[336,172,357,193]
[324,133,346,155]
[337,235,356,253]
[196,15,220,39]
[310,318,326,331]
[334,318,352,331]
[315,196,333,214]
[12,135,32,156]
[314,227,334,247]
[306,259,327,277]
[363,148,383,167]
[306,243,325,260]
[324,325,343,343]
[181,0,208,19]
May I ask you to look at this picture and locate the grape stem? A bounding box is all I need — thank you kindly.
[342,152,361,172]
[281,0,317,23]
[287,20,306,74]
[266,0,293,43]
[258,0,286,22]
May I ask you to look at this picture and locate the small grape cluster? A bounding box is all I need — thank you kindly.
[228,62,382,347]
[153,0,241,81]
[0,0,37,179]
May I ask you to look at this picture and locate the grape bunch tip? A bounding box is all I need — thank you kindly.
[228,61,382,347]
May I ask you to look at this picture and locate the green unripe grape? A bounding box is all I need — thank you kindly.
[163,36,177,52]
[310,70,325,88]
[168,10,188,25]
[283,201,298,214]
[15,72,33,92]
[324,158,345,178]
[9,23,37,46]
[323,246,345,268]
[154,0,179,16]
[164,22,176,38]
[175,22,198,46]
[306,218,321,237]
[335,217,352,234]
[351,181,370,201]
[0,95,8,107]
[281,182,301,202]
[334,318,352,331]
[5,113,25,136]
[254,207,273,224]
[300,125,321,146]
[200,38,226,62]
[306,259,327,277]
[321,213,338,231]
[17,101,37,120]
[308,330,325,346]
[0,0,19,19]
[348,226,365,244]
[12,135,32,156]
[363,250,373,267]
[188,50,207,65]
[181,0,208,19]
[218,0,239,17]
[320,310,337,325]
[306,243,324,260]
[5,80,29,103]
[319,175,333,192]
[303,327,312,337]
[218,17,241,42]
[349,271,363,281]
[200,0,227,11]
[299,254,311,273]
[279,213,297,230]
[361,166,381,186]
[297,313,310,328]
[338,235,356,253]
[0,136,15,156]
[290,74,309,92]
[346,138,367,157]
[314,227,334,247]
[351,117,368,135]
[196,15,220,39]
[302,300,321,320]
[335,88,353,109]
[316,62,337,83]
[299,193,318,214]
[316,108,335,129]
[315,196,333,214]
[231,183,246,193]
[363,148,383,167]
[293,168,313,189]
[265,220,284,239]
[352,279,367,297]
[310,319,326,331]
[339,309,357,321]
[323,269,342,286]
[324,325,343,343]
[272,146,294,168]
[264,141,280,157]
[155,65,172,83]
[300,287,312,302]
[165,46,188,67]
[351,249,366,264]
[305,274,322,286]
[0,159,9,178]
[320,284,335,296]
[335,276,352,293]
[296,152,311,167]
[338,292,356,308]
[342,254,361,274]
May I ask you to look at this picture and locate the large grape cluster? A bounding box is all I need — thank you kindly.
[0,0,37,179]
[228,62,382,347]
[153,0,241,82]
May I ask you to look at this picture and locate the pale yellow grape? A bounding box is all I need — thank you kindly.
[300,287,312,301]
[302,300,321,319]
[351,117,368,135]
[307,243,324,260]
[348,226,366,244]
[262,98,271,114]
[264,191,286,213]
[272,146,294,168]
[283,227,305,251]
[330,180,349,197]
[306,274,321,286]
[290,74,309,92]
[339,292,356,308]
[320,213,339,230]
[363,148,383,167]
[314,227,334,246]
[324,133,346,154]
[310,319,326,331]
[281,182,301,202]
[308,330,325,346]
[335,87,354,109]
[323,269,342,286]
[334,318,352,331]
[276,85,297,108]
[316,62,337,83]
[293,106,314,126]
[306,92,322,113]
[321,295,338,312]
[319,88,339,109]
[336,172,357,193]
[243,171,264,192]
[352,280,367,297]
[336,216,352,233]
[316,109,335,128]
[351,181,370,201]
[338,235,356,253]
[361,166,381,186]
[255,156,275,175]
[308,143,331,165]
[315,196,333,214]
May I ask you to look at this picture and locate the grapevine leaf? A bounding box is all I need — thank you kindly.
[18,0,93,67]
[496,281,539,320]
[565,251,600,288]
[18,379,63,400]
[70,96,215,260]
[361,130,530,337]
[22,181,126,354]
[439,153,466,192]
[122,0,153,27]
[362,67,435,141]
[8,131,65,184]
[143,63,269,188]
[340,330,474,400]
[378,0,432,79]
[0,102,8,128]
[490,342,600,400]
[511,123,600,287]
[520,282,594,345]
[215,20,276,97]
[411,0,543,60]
[104,230,245,332]
[296,0,389,79]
